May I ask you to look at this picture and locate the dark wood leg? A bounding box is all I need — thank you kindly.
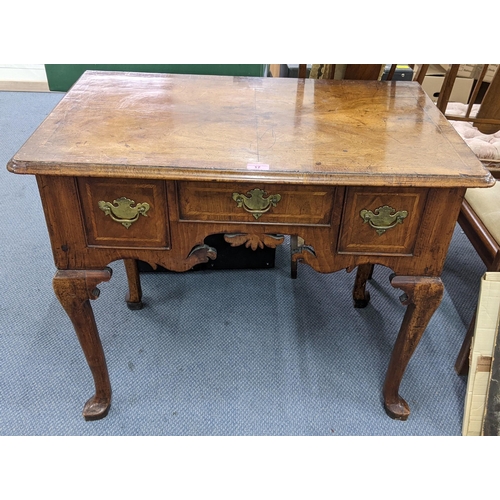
[353,263,375,308]
[290,235,298,279]
[124,258,143,310]
[383,275,444,420]
[455,311,476,375]
[53,268,113,421]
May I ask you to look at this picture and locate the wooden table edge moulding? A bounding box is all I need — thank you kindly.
[7,71,495,422]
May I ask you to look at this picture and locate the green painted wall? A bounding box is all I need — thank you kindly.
[44,64,266,91]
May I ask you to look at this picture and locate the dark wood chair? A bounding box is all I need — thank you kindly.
[455,183,500,375]
[426,64,500,375]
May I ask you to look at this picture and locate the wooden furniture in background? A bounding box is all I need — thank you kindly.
[432,65,500,375]
[437,64,500,136]
[455,182,500,375]
[296,64,391,81]
[296,64,430,84]
[269,64,281,77]
[7,71,493,421]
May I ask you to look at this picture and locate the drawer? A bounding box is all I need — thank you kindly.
[338,187,428,255]
[77,178,169,248]
[177,181,335,226]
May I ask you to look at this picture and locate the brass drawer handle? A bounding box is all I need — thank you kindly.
[360,205,408,235]
[232,188,281,220]
[98,197,150,228]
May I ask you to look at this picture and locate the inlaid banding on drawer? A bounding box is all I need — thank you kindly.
[177,181,335,226]
[77,177,170,248]
[338,187,428,255]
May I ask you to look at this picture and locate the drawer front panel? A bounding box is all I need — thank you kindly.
[338,187,428,255]
[177,181,335,226]
[78,178,169,248]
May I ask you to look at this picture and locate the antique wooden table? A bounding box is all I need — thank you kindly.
[7,71,494,421]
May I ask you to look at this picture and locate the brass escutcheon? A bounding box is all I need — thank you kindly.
[360,205,408,235]
[232,188,281,220]
[98,197,150,228]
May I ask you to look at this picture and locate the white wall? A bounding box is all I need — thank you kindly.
[0,64,49,91]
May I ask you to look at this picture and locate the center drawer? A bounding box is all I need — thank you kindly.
[176,181,335,226]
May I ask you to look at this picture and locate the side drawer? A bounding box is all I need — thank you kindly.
[338,187,428,255]
[177,181,335,226]
[77,177,169,248]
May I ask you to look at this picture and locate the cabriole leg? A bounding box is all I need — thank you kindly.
[53,268,112,421]
[383,275,444,420]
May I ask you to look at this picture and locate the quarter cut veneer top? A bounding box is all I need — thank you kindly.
[8,70,494,188]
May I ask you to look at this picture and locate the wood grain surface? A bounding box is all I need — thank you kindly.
[7,71,493,188]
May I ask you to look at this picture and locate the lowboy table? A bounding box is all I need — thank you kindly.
[7,71,494,421]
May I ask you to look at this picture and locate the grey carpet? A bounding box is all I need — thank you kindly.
[0,91,486,435]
